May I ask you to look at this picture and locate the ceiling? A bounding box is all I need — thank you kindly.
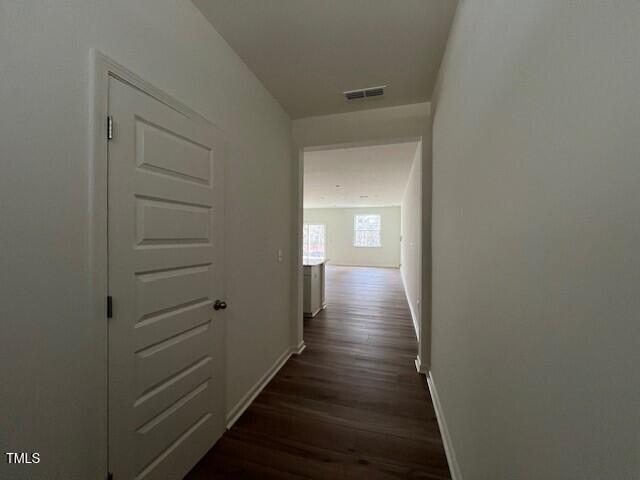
[193,0,458,119]
[304,141,419,208]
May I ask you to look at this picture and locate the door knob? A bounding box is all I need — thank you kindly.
[213,299,227,311]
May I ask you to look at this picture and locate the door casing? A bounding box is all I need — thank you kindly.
[90,50,227,477]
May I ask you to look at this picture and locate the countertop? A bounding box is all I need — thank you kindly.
[303,258,328,266]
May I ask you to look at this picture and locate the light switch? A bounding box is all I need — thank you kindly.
[277,249,284,263]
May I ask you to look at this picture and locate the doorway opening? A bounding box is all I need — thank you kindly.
[294,138,427,371]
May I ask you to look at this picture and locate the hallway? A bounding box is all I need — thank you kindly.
[187,266,450,479]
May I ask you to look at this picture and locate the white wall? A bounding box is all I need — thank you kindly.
[400,144,422,339]
[431,1,640,479]
[293,102,430,149]
[304,207,401,268]
[0,2,293,479]
[419,122,434,370]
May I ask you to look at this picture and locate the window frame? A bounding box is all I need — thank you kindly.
[353,214,382,248]
[303,223,327,262]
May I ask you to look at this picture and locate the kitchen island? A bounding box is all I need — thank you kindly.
[303,259,327,318]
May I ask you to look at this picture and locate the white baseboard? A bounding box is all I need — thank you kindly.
[427,372,462,480]
[400,270,420,341]
[225,344,300,429]
[292,340,306,355]
[329,262,400,269]
[414,355,427,374]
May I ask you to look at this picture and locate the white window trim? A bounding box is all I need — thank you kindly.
[353,214,382,248]
[303,223,327,261]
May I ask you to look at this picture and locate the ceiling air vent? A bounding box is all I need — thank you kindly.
[365,86,385,97]
[343,85,386,101]
[344,90,365,100]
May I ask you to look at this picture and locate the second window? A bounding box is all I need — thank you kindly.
[353,214,381,247]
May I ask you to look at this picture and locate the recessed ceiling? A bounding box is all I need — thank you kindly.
[193,0,457,119]
[304,142,419,208]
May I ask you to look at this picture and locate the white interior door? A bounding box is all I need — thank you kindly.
[107,77,225,480]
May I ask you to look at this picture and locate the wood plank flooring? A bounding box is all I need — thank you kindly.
[186,266,451,479]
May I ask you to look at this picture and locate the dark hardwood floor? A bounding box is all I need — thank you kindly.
[186,266,451,479]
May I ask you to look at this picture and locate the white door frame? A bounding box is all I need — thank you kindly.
[89,50,227,476]
[292,136,427,368]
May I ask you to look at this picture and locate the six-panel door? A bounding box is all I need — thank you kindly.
[107,77,225,480]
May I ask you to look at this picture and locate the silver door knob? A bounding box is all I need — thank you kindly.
[213,300,227,311]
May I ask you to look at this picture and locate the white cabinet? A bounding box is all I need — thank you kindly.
[303,260,326,318]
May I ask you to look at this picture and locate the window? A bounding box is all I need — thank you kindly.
[353,214,381,247]
[303,223,326,262]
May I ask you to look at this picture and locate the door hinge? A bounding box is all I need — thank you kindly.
[107,115,113,140]
[107,296,113,319]
[107,472,113,480]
